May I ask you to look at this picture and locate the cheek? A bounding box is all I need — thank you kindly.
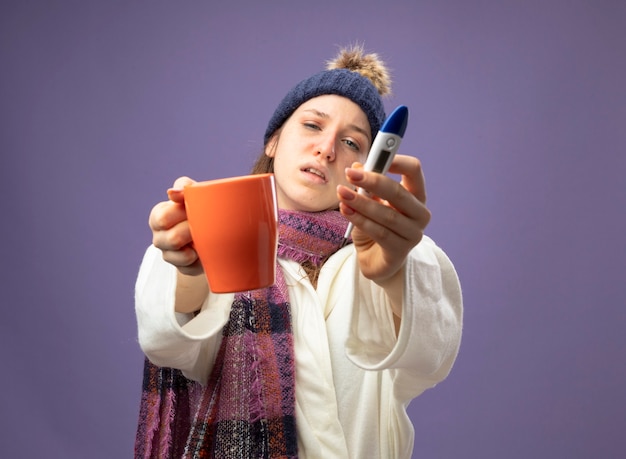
[334,164,352,189]
[342,150,366,168]
[347,143,368,165]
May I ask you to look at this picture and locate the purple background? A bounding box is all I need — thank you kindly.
[2,1,625,457]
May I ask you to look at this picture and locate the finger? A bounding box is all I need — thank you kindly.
[167,176,197,204]
[160,245,199,269]
[167,188,184,203]
[149,200,188,232]
[344,165,427,224]
[172,176,196,190]
[338,186,424,244]
[349,155,425,204]
[350,161,364,170]
[152,219,193,251]
[386,155,427,204]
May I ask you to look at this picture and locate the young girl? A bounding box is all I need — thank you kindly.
[134,45,463,459]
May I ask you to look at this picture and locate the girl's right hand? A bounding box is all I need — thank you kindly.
[148,176,204,276]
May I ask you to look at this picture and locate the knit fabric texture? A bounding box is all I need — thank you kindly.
[263,68,386,145]
[135,209,350,459]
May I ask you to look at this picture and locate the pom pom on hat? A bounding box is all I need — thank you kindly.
[325,44,391,96]
[264,45,391,144]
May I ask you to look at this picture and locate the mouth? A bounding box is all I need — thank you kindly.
[302,166,327,182]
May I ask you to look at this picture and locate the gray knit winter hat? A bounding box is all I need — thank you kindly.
[264,45,391,145]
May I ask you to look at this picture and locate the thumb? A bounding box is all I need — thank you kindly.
[166,176,196,204]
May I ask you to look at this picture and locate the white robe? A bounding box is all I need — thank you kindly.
[135,235,463,458]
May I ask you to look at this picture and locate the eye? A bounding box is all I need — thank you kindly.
[303,122,321,131]
[342,138,360,152]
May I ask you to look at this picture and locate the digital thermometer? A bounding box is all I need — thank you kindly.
[341,105,409,246]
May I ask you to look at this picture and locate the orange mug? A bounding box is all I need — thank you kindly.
[183,173,278,293]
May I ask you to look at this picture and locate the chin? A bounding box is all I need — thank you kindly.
[280,194,338,213]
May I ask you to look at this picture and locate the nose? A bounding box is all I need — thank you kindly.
[316,136,336,162]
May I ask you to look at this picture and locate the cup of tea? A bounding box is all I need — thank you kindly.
[183,173,278,293]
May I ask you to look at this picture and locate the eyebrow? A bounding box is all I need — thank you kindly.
[303,108,371,142]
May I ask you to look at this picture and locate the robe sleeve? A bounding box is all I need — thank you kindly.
[345,235,463,401]
[134,245,232,384]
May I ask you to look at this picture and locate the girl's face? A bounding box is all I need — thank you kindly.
[265,94,371,212]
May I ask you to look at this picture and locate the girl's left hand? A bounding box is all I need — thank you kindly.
[337,154,431,283]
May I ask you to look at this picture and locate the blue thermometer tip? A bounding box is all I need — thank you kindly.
[380,105,408,137]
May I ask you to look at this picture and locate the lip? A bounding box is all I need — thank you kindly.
[300,162,329,183]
